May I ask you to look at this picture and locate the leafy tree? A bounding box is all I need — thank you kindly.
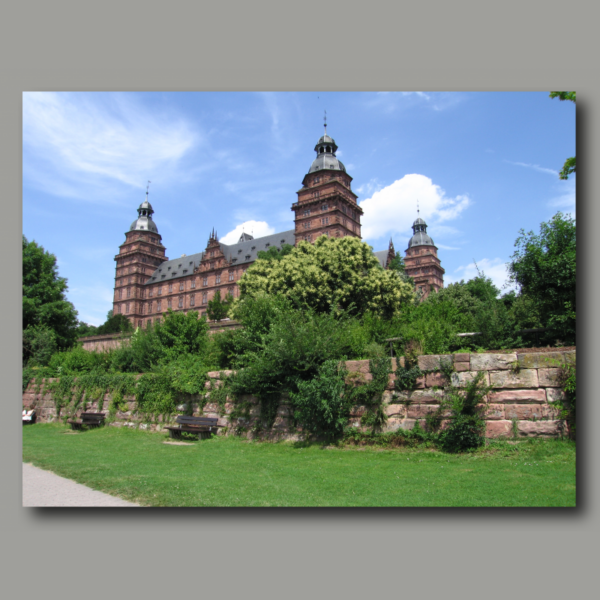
[23,236,79,354]
[550,91,576,180]
[22,325,57,367]
[238,236,414,318]
[75,321,99,338]
[508,212,576,344]
[206,290,233,321]
[256,243,294,262]
[96,313,134,335]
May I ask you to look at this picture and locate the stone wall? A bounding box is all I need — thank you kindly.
[78,320,242,352]
[22,350,575,439]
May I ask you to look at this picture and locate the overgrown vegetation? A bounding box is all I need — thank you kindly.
[24,214,576,451]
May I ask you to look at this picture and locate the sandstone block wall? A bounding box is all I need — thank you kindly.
[23,350,574,440]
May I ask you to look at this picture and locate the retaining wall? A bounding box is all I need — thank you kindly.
[22,350,575,439]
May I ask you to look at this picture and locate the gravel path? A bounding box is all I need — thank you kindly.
[23,463,140,507]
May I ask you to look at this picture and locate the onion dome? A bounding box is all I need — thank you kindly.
[130,196,159,233]
[408,216,435,248]
[307,123,346,173]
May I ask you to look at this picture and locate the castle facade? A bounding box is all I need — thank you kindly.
[113,127,444,327]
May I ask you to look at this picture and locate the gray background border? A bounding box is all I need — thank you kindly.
[2,1,595,598]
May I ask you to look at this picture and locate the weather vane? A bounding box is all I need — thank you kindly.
[324,109,327,133]
[417,199,420,215]
[146,180,151,198]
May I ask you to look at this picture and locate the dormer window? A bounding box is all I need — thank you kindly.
[251,246,255,250]
[245,254,250,260]
[238,249,242,253]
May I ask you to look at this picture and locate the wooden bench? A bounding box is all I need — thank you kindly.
[22,410,36,425]
[165,415,221,440]
[67,412,106,430]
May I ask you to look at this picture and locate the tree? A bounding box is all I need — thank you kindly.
[23,236,79,354]
[508,212,576,344]
[549,91,576,180]
[206,289,233,321]
[238,236,415,318]
[256,243,294,262]
[96,313,134,335]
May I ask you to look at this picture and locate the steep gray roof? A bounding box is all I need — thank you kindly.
[220,229,296,265]
[147,251,205,284]
[373,250,389,268]
[144,229,296,285]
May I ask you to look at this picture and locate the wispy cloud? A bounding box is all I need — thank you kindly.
[547,179,576,215]
[220,220,276,245]
[23,92,198,199]
[504,160,559,176]
[363,92,463,113]
[359,173,471,241]
[445,258,515,294]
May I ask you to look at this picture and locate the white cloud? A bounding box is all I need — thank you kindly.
[220,220,275,244]
[23,92,198,194]
[359,173,470,240]
[445,258,515,294]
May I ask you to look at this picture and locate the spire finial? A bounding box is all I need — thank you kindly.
[417,199,420,216]
[146,180,151,198]
[324,109,327,134]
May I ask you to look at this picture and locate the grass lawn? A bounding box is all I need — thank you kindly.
[22,424,576,507]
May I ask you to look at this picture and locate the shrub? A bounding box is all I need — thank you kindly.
[439,371,491,453]
[290,360,351,442]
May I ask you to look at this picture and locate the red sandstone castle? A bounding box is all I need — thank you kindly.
[113,127,445,327]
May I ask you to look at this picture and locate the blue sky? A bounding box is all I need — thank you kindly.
[22,91,576,326]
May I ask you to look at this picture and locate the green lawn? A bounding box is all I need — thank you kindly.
[22,424,576,507]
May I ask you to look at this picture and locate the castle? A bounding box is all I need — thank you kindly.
[113,126,445,327]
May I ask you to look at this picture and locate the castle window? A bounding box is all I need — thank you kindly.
[321,204,328,211]
[138,320,142,328]
[229,271,234,281]
[190,294,195,307]
[158,287,162,295]
[168,266,171,270]
[157,300,161,311]
[179,282,184,291]
[320,147,324,154]
[232,258,237,263]
[303,221,311,229]
[314,176,320,184]
[265,243,270,248]
[210,262,215,269]
[167,299,172,308]
[251,246,255,250]
[178,297,183,308]
[321,217,329,225]
[127,288,131,298]
[168,284,173,293]
[303,234,311,242]
[191,279,196,289]
[245,254,250,260]
[228,287,234,297]
[149,288,153,297]
[281,239,285,244]
[216,273,221,284]
[203,277,208,286]
[202,292,207,304]
[118,289,122,299]
[312,191,320,198]
[326,146,331,152]
[303,209,311,216]
[126,303,130,314]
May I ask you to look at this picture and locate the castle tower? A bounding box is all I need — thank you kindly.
[292,121,362,244]
[404,216,444,299]
[113,192,168,327]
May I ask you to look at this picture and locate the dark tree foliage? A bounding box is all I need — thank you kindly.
[75,321,99,338]
[549,91,576,180]
[256,243,294,262]
[508,212,576,344]
[206,290,233,321]
[96,313,134,335]
[23,236,79,353]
